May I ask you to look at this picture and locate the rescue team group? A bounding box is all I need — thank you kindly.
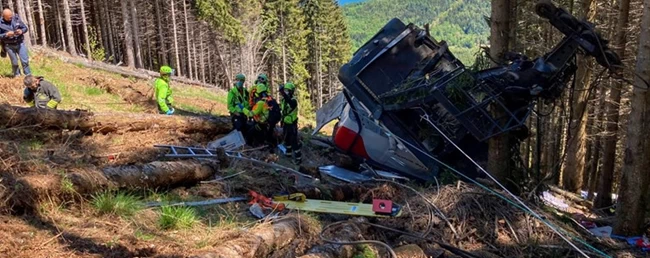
[1,6,301,165]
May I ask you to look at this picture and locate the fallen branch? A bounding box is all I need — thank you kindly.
[547,185,592,207]
[13,160,218,210]
[0,104,232,136]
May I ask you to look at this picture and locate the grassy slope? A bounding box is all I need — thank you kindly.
[0,49,317,257]
[0,50,228,115]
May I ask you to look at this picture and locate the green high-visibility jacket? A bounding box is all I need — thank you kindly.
[227,85,250,114]
[281,96,298,124]
[245,99,269,123]
[154,76,174,112]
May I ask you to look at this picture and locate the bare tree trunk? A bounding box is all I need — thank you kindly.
[61,0,76,55]
[281,12,287,83]
[79,0,91,59]
[120,0,135,68]
[154,0,168,65]
[614,0,650,236]
[171,0,181,75]
[595,0,630,209]
[55,1,66,52]
[15,0,30,48]
[23,0,35,45]
[487,0,515,187]
[36,0,45,46]
[191,26,198,80]
[199,29,206,83]
[587,88,606,200]
[129,0,142,68]
[562,0,596,193]
[7,0,14,11]
[182,0,192,79]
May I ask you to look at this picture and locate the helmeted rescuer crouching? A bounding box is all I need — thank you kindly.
[23,75,61,109]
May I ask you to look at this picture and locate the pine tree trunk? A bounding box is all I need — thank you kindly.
[7,0,13,11]
[36,0,45,46]
[182,0,192,79]
[595,0,630,209]
[199,29,205,83]
[79,0,91,59]
[170,0,181,75]
[120,0,135,68]
[586,88,606,200]
[562,0,596,193]
[15,0,30,48]
[614,0,650,236]
[487,0,515,187]
[154,0,167,65]
[281,10,288,83]
[129,0,142,68]
[55,1,66,52]
[60,0,76,55]
[23,0,35,45]
[191,26,198,81]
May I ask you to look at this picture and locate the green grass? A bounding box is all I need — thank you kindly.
[175,86,226,104]
[58,170,75,194]
[158,206,198,230]
[353,244,377,258]
[83,87,106,96]
[91,191,142,217]
[134,229,156,241]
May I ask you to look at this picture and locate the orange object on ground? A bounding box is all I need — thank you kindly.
[248,190,286,211]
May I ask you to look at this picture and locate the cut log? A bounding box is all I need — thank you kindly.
[0,104,232,136]
[13,160,218,209]
[394,244,427,258]
[192,216,316,258]
[298,220,368,258]
[547,185,592,206]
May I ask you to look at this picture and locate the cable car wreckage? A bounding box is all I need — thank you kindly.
[313,1,622,182]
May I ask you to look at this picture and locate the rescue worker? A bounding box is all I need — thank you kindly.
[23,75,61,109]
[227,73,250,132]
[279,82,301,164]
[244,83,280,150]
[0,8,30,77]
[249,73,269,108]
[155,65,175,115]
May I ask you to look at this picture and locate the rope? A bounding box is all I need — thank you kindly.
[416,110,601,258]
[344,105,610,257]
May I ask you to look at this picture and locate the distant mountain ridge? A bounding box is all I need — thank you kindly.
[342,0,490,64]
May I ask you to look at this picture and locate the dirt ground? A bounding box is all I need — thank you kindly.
[0,50,645,258]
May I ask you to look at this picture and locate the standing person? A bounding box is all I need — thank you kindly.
[279,82,301,164]
[155,66,175,115]
[227,73,250,132]
[23,75,61,109]
[244,83,281,150]
[249,73,269,108]
[0,8,30,77]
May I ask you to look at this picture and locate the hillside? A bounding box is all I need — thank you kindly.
[0,47,629,258]
[342,0,490,64]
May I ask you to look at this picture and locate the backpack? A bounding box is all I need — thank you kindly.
[266,98,281,125]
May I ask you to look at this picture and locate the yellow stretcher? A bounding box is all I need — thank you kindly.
[273,193,403,218]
